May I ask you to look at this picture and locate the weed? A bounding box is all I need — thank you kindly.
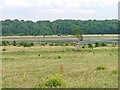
[112,70,117,74]
[38,54,41,56]
[58,55,61,59]
[96,65,106,70]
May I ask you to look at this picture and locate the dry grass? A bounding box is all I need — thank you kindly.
[2,45,118,88]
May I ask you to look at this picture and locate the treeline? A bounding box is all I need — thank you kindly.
[2,19,118,36]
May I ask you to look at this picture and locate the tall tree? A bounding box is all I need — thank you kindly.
[73,28,83,50]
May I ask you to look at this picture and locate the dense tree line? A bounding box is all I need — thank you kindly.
[2,19,118,36]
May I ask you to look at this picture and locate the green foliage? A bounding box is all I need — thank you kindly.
[95,42,107,47]
[30,42,34,46]
[55,43,59,46]
[59,43,64,46]
[45,75,63,87]
[65,43,69,46]
[19,42,33,47]
[82,46,85,49]
[2,41,10,46]
[49,43,54,46]
[12,41,17,46]
[96,65,106,70]
[95,42,101,47]
[2,19,118,36]
[73,28,83,41]
[40,43,46,46]
[112,70,117,74]
[88,44,93,48]
[58,55,61,59]
[101,43,107,46]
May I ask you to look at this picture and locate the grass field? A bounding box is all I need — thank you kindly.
[1,44,118,88]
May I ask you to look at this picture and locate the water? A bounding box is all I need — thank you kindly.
[1,37,119,44]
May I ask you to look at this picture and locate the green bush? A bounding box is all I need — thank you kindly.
[19,42,33,47]
[45,76,63,87]
[23,43,31,47]
[101,43,107,46]
[12,41,17,46]
[95,42,101,47]
[49,43,54,46]
[58,55,61,59]
[82,46,85,49]
[55,43,59,46]
[96,65,106,70]
[2,41,10,46]
[59,43,64,46]
[65,43,69,46]
[88,44,93,48]
[2,48,7,51]
[30,42,34,46]
[41,43,46,46]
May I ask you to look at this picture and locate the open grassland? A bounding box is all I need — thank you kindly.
[1,45,118,88]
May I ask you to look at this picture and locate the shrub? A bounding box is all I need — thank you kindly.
[101,43,107,46]
[45,75,63,87]
[30,42,34,46]
[2,41,10,46]
[88,44,93,48]
[19,42,33,47]
[95,42,101,47]
[59,43,64,46]
[50,43,54,46]
[2,48,6,51]
[41,43,46,46]
[82,46,85,49]
[19,42,24,46]
[55,43,59,46]
[58,55,61,59]
[12,41,17,46]
[65,43,69,46]
[96,65,106,70]
[23,42,31,47]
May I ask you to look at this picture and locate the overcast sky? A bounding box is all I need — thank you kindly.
[0,0,119,21]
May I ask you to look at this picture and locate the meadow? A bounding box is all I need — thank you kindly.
[1,43,118,88]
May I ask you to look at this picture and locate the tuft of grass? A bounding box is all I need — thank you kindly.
[58,55,61,59]
[112,70,117,74]
[96,65,106,70]
[38,54,41,56]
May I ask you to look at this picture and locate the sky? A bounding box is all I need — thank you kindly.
[0,0,119,21]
